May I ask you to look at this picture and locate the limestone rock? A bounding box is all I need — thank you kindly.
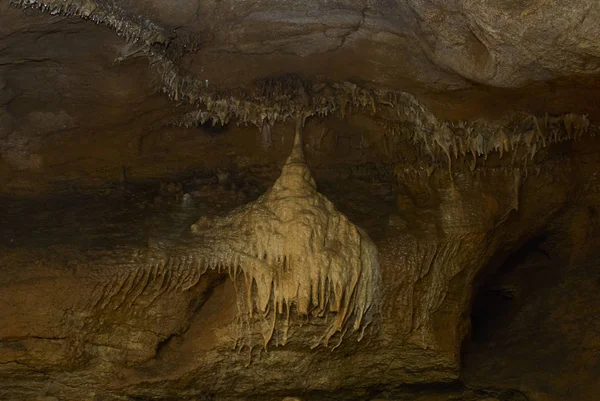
[0,0,600,400]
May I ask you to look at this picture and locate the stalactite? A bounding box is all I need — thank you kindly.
[141,117,380,353]
[12,0,598,170]
[391,109,597,173]
[10,0,171,46]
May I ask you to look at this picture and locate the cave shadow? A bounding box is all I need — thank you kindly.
[467,233,551,344]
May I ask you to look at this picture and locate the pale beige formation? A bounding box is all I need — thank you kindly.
[148,117,379,350]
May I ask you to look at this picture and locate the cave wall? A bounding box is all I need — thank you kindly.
[1,1,600,401]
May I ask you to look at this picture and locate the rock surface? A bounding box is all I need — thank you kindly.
[1,1,599,400]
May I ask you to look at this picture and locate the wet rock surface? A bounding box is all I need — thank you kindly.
[1,1,600,400]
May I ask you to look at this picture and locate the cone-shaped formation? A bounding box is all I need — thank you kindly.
[148,117,379,350]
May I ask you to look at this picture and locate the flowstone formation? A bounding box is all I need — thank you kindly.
[148,118,380,350]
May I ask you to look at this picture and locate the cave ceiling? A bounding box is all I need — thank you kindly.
[2,0,600,193]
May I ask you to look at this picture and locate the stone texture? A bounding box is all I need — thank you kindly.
[463,206,600,401]
[104,0,600,89]
[407,0,600,87]
[2,140,599,400]
[1,1,600,400]
[2,0,600,193]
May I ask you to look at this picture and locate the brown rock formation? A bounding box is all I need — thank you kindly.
[1,1,599,400]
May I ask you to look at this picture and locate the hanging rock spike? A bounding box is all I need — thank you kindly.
[146,116,380,353]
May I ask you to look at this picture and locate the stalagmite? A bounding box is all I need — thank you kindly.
[148,116,380,351]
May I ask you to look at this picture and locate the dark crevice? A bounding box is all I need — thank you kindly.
[154,273,227,358]
[154,333,177,358]
[469,233,549,343]
[199,120,229,135]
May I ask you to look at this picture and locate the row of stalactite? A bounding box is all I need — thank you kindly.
[11,0,598,165]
